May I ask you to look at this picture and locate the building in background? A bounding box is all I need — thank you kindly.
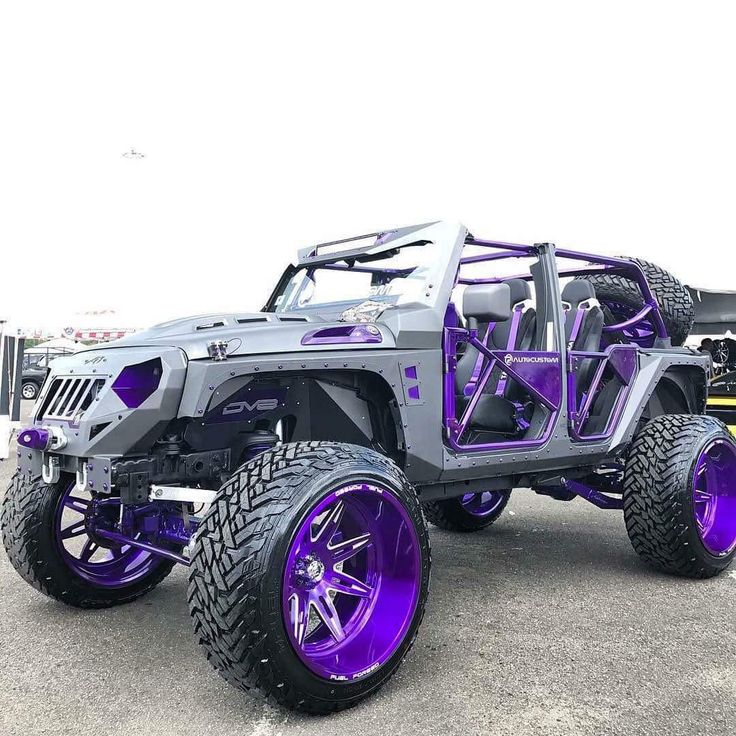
[18,309,141,345]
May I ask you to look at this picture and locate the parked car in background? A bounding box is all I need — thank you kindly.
[21,354,54,400]
[21,343,78,400]
[686,287,736,375]
[685,286,736,433]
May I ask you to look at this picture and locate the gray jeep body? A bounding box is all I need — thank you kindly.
[17,221,708,502]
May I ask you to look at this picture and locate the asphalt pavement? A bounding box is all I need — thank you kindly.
[1,402,734,736]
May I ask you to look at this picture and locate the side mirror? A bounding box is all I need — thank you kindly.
[462,283,511,327]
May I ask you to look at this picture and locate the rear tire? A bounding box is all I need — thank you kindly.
[187,442,430,714]
[424,490,511,532]
[623,415,736,578]
[579,257,694,346]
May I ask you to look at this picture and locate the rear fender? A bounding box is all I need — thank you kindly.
[608,351,709,451]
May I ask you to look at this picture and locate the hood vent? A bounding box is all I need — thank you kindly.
[196,320,226,331]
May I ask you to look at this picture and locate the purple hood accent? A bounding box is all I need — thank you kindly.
[301,324,383,346]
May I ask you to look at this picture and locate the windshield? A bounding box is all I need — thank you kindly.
[272,241,439,315]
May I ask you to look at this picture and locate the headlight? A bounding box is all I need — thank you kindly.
[111,358,163,408]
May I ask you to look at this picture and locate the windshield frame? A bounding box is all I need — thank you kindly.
[264,238,445,315]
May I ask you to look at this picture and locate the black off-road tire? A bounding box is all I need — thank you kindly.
[623,415,735,578]
[1,473,176,608]
[579,257,694,346]
[423,491,511,532]
[187,442,431,715]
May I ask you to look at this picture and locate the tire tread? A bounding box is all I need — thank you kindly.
[623,414,734,578]
[187,441,429,714]
[1,473,175,608]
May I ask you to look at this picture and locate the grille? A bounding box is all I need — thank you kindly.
[37,376,106,423]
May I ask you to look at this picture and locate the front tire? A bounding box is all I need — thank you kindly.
[424,490,511,532]
[1,474,175,607]
[623,415,736,578]
[187,442,431,714]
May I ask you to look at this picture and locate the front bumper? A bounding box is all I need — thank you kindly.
[16,346,188,490]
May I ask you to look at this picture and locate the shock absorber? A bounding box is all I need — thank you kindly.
[242,430,280,463]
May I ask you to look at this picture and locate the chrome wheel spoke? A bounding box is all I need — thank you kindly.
[60,520,87,540]
[64,496,89,514]
[311,501,344,545]
[326,568,372,598]
[328,532,372,564]
[80,539,99,562]
[468,493,485,510]
[312,590,346,643]
[287,592,310,647]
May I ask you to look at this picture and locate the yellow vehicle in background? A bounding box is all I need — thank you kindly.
[685,286,736,435]
[707,371,736,435]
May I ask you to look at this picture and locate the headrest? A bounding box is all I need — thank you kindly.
[561,279,596,308]
[505,278,532,307]
[463,283,511,324]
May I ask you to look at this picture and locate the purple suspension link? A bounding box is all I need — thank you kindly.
[562,478,623,509]
[88,435,281,568]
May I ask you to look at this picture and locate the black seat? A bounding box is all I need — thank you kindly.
[562,280,604,402]
[455,279,536,394]
[467,394,518,433]
[455,279,536,434]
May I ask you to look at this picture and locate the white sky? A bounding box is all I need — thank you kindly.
[2,2,735,333]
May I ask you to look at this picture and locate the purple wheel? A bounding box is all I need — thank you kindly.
[460,491,508,518]
[624,415,736,578]
[54,481,165,588]
[283,483,421,681]
[188,443,430,714]
[424,489,511,532]
[2,474,175,608]
[692,439,736,557]
[602,300,656,347]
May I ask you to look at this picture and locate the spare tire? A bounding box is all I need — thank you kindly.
[578,257,694,347]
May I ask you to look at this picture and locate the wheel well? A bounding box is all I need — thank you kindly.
[284,370,406,465]
[645,366,707,418]
[184,369,407,468]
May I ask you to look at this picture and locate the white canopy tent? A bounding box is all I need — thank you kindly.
[25,337,80,354]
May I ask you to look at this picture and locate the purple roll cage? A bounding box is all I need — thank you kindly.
[302,234,666,457]
[443,238,656,452]
[447,237,663,452]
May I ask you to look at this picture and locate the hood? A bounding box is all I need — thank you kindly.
[79,312,396,360]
